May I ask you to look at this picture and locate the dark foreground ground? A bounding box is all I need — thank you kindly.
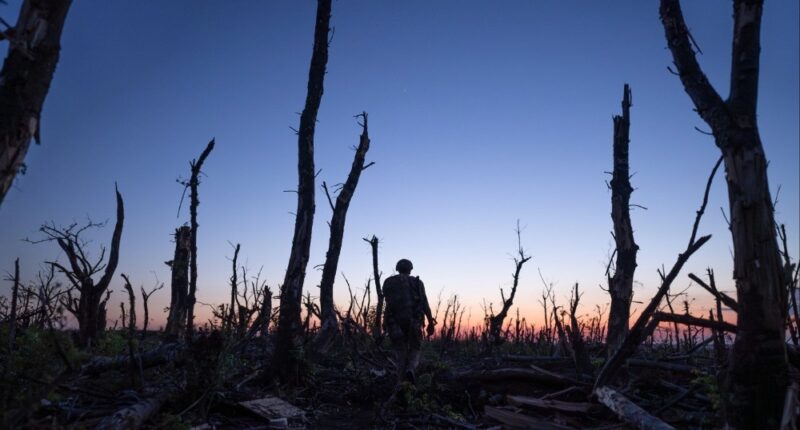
[1,324,754,430]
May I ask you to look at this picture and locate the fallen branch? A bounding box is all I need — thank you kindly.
[688,272,738,312]
[95,390,168,430]
[653,311,737,334]
[595,386,676,430]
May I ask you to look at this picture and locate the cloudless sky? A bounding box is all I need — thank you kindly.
[0,1,797,328]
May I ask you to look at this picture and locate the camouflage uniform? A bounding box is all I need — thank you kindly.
[383,273,433,382]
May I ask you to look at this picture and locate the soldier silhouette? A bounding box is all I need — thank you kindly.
[382,259,435,383]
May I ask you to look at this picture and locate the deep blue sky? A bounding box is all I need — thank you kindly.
[1,1,797,326]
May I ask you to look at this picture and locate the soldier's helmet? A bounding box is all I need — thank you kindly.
[396,259,413,274]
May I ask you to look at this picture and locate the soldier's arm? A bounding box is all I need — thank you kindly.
[382,279,393,330]
[417,278,435,323]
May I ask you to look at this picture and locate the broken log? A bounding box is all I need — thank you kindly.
[82,342,186,375]
[95,391,167,430]
[595,386,675,430]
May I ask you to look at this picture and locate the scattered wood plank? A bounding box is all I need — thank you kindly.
[239,396,305,421]
[484,405,576,430]
[595,386,675,430]
[540,386,586,401]
[529,364,589,387]
[507,395,600,414]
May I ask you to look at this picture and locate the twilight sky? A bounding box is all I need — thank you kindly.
[1,1,797,329]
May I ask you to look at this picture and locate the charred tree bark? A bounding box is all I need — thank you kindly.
[607,84,639,358]
[0,0,72,207]
[185,139,215,338]
[316,113,372,348]
[272,0,331,382]
[164,226,190,340]
[660,1,788,426]
[364,235,384,342]
[49,186,124,347]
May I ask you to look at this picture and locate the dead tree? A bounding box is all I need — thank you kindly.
[486,222,531,350]
[164,226,190,339]
[2,258,21,407]
[244,269,273,337]
[273,0,331,381]
[139,281,162,340]
[594,157,720,390]
[364,235,384,341]
[660,1,788,426]
[607,84,639,357]
[37,186,124,347]
[29,266,63,329]
[0,0,72,207]
[7,259,20,352]
[316,112,373,348]
[227,243,240,333]
[568,284,594,377]
[120,274,141,389]
[185,139,215,338]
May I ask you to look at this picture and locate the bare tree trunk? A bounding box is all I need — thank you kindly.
[364,235,384,342]
[228,243,240,334]
[2,259,20,409]
[7,259,20,352]
[121,274,141,390]
[316,113,372,348]
[272,0,331,382]
[56,186,124,347]
[164,226,190,339]
[0,0,72,207]
[185,139,215,338]
[568,284,594,377]
[660,1,788,426]
[486,222,531,351]
[140,282,162,341]
[607,84,639,358]
[594,157,719,390]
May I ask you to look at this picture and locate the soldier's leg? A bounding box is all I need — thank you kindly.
[405,325,423,381]
[390,328,409,383]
